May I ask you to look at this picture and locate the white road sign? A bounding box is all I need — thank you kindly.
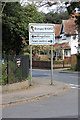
[29,23,54,33]
[29,23,55,45]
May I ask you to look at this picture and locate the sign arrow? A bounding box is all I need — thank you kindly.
[48,40,52,43]
[32,35,36,38]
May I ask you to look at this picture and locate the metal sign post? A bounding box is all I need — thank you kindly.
[29,23,55,86]
[30,45,32,86]
[51,45,53,85]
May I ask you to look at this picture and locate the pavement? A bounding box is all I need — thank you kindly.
[1,77,68,106]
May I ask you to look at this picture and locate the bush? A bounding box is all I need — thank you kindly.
[32,54,40,61]
[2,63,7,85]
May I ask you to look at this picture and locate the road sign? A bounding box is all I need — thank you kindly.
[29,23,54,33]
[29,33,54,45]
[29,23,55,45]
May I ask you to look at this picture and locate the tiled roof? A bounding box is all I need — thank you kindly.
[55,24,61,37]
[53,42,70,48]
[62,19,77,35]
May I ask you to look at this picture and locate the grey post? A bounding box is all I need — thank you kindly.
[30,45,32,86]
[51,45,53,85]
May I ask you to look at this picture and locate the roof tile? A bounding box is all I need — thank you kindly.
[62,19,77,35]
[55,24,61,37]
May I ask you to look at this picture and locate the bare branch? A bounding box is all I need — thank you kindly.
[35,1,57,7]
[1,2,6,14]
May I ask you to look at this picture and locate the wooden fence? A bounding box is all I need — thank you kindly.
[32,61,71,69]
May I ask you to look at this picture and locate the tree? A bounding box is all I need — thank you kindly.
[2,2,24,55]
[2,2,44,55]
[65,2,80,15]
[25,45,50,56]
[44,11,70,24]
[32,45,50,55]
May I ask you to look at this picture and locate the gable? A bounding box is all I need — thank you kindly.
[62,19,77,36]
[55,24,61,37]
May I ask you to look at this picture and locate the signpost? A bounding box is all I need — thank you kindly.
[29,23,55,85]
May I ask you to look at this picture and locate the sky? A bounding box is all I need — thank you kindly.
[20,0,67,13]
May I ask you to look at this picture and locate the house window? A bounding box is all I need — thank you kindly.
[65,51,68,56]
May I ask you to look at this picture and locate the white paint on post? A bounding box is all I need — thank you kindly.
[30,45,32,86]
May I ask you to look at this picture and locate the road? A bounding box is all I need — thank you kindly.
[2,69,79,118]
[32,69,78,85]
[2,88,78,118]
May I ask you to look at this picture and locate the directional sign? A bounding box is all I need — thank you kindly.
[29,23,55,45]
[29,23,54,33]
[29,33,54,45]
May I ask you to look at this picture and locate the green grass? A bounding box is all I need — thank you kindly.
[27,74,31,80]
[63,68,77,71]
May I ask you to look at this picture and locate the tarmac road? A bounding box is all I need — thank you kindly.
[2,88,78,118]
[32,69,79,85]
[2,69,79,118]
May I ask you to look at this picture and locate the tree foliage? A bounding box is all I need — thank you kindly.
[65,2,80,26]
[44,11,70,24]
[25,45,50,56]
[66,2,80,15]
[2,2,44,55]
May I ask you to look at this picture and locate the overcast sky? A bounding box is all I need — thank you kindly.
[20,0,67,13]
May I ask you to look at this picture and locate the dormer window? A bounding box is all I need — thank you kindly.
[73,35,76,40]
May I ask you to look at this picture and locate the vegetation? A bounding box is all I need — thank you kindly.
[2,2,44,55]
[63,68,77,71]
[65,2,80,28]
[2,62,7,84]
[44,11,70,24]
[2,61,30,85]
